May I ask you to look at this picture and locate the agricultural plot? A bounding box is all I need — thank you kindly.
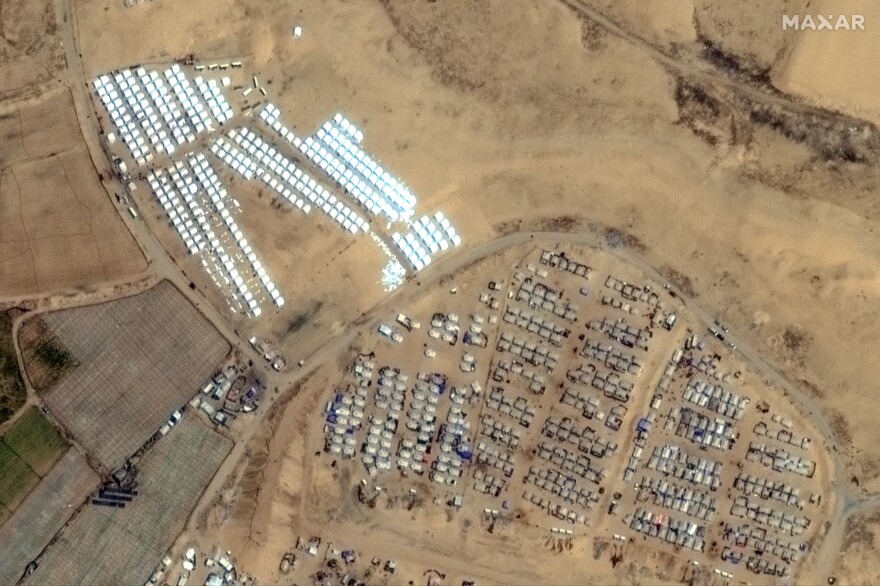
[16,315,76,394]
[0,443,38,512]
[0,407,68,512]
[2,406,68,475]
[23,416,232,586]
[0,310,26,424]
[36,281,231,471]
[0,88,146,296]
[0,449,99,586]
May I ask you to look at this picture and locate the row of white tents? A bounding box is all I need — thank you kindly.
[259,104,416,223]
[210,136,259,180]
[147,152,283,317]
[94,62,465,303]
[220,127,368,234]
[255,104,464,274]
[93,72,153,164]
[92,64,232,166]
[391,212,462,271]
[194,75,234,125]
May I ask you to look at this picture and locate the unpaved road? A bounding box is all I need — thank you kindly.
[186,228,858,585]
[50,0,878,580]
[559,0,876,132]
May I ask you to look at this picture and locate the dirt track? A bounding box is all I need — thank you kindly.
[22,0,880,583]
[561,0,876,132]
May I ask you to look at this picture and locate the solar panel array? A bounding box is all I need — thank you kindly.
[391,212,461,271]
[147,153,282,316]
[92,64,233,165]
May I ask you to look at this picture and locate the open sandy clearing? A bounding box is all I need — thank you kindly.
[0,0,65,98]
[772,0,880,126]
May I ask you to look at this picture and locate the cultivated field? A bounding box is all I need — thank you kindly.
[2,406,68,476]
[0,88,146,297]
[0,309,26,424]
[0,448,99,586]
[34,281,231,471]
[0,407,68,517]
[23,415,232,586]
[0,443,37,517]
[16,314,76,394]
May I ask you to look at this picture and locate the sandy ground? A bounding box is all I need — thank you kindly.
[0,0,66,97]
[832,506,880,586]
[0,0,877,583]
[0,87,146,297]
[582,0,697,45]
[692,0,808,71]
[189,240,835,585]
[772,0,880,126]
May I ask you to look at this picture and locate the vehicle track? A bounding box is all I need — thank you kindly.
[54,0,880,579]
[558,0,876,131]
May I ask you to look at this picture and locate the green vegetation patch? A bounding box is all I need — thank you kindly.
[2,407,67,476]
[17,315,77,394]
[0,442,39,510]
[0,311,27,425]
[34,340,74,371]
[0,408,68,510]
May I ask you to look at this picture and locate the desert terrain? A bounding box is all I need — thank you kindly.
[1,0,880,585]
[0,86,146,297]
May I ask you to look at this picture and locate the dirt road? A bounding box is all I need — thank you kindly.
[559,0,876,133]
[183,228,858,584]
[52,0,875,579]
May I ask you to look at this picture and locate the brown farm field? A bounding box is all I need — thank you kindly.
[0,88,146,298]
[23,415,232,586]
[17,313,77,394]
[31,281,231,471]
[0,448,98,586]
[1,0,880,584]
